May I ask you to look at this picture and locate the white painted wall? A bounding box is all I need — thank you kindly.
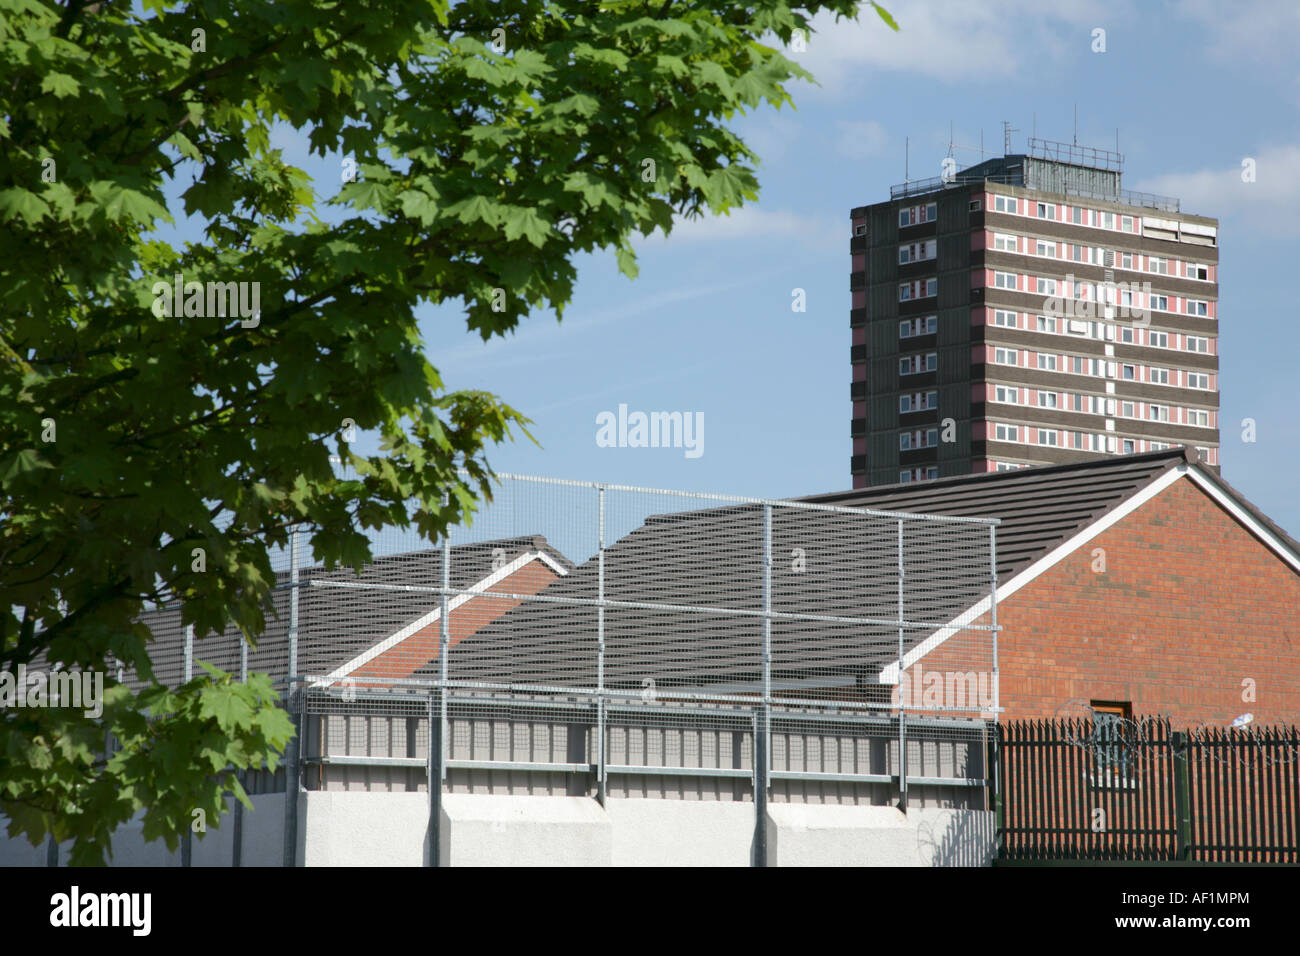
[3,795,995,867]
[440,794,610,867]
[607,799,754,866]
[767,804,996,867]
[298,791,429,866]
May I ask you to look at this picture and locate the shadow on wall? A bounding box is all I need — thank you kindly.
[915,810,997,867]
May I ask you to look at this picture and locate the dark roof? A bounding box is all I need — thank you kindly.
[803,447,1300,583]
[424,499,996,692]
[804,449,1187,583]
[428,447,1300,693]
[133,537,571,688]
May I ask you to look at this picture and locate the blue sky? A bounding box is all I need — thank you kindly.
[265,0,1300,537]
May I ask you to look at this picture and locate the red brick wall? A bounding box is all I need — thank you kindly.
[901,476,1300,727]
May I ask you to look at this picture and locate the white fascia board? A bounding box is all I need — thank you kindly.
[313,550,567,685]
[1184,469,1300,574]
[880,464,1187,683]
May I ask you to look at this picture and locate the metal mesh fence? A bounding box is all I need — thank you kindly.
[136,470,1001,804]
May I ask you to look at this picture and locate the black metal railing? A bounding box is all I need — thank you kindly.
[997,717,1299,863]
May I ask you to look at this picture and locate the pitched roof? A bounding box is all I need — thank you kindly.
[430,447,1300,695]
[133,537,572,688]
[425,499,997,693]
[803,447,1300,583]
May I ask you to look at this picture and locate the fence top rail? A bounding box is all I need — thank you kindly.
[474,469,1001,528]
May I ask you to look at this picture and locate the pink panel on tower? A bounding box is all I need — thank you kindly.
[853,401,866,418]
[852,290,866,308]
[852,326,866,345]
[853,437,867,455]
[852,253,866,271]
[971,231,986,250]
[853,364,866,382]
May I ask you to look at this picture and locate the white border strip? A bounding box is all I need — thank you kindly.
[313,550,568,685]
[1185,469,1300,574]
[880,465,1186,683]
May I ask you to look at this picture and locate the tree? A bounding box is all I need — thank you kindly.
[0,0,896,863]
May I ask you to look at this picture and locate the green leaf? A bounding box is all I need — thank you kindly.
[501,206,551,247]
[872,3,900,31]
[39,71,80,98]
[0,187,50,225]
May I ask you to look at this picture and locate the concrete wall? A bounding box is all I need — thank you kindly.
[0,794,284,867]
[3,794,994,867]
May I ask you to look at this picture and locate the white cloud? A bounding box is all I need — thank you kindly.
[1134,144,1300,237]
[792,0,1125,92]
[647,205,841,247]
[1170,0,1300,66]
[837,120,889,158]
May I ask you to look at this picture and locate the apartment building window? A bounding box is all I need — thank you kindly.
[1122,439,1135,454]
[899,240,936,264]
[995,271,1017,290]
[1071,206,1084,225]
[994,423,1020,442]
[1036,202,1056,220]
[900,390,939,413]
[899,315,937,338]
[1120,252,1133,269]
[1069,243,1090,263]
[1073,280,1093,300]
[1119,327,1135,344]
[993,195,1017,214]
[1188,372,1210,389]
[900,428,939,450]
[899,282,912,302]
[1036,315,1056,333]
[1186,262,1208,280]
[900,466,940,482]
[900,353,938,375]
[1187,299,1209,316]
[1122,364,1135,380]
[1186,335,1209,353]
[994,233,1017,252]
[1149,331,1169,348]
[994,461,1024,472]
[992,309,1017,328]
[969,200,982,212]
[854,223,867,236]
[1151,295,1169,311]
[901,201,938,226]
[1036,277,1056,295]
[1149,404,1169,422]
[924,277,938,297]
[1037,353,1058,371]
[1038,429,1059,446]
[1038,391,1058,408]
[1150,367,1170,385]
[1101,211,1115,229]
[1121,216,1136,233]
[1148,256,1168,275]
[994,347,1019,366]
[1120,401,1134,418]
[1188,409,1210,427]
[994,385,1021,404]
[1036,239,1057,258]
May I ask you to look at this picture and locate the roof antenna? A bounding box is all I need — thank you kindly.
[904,135,909,183]
[1073,104,1078,145]
[1002,120,1018,155]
